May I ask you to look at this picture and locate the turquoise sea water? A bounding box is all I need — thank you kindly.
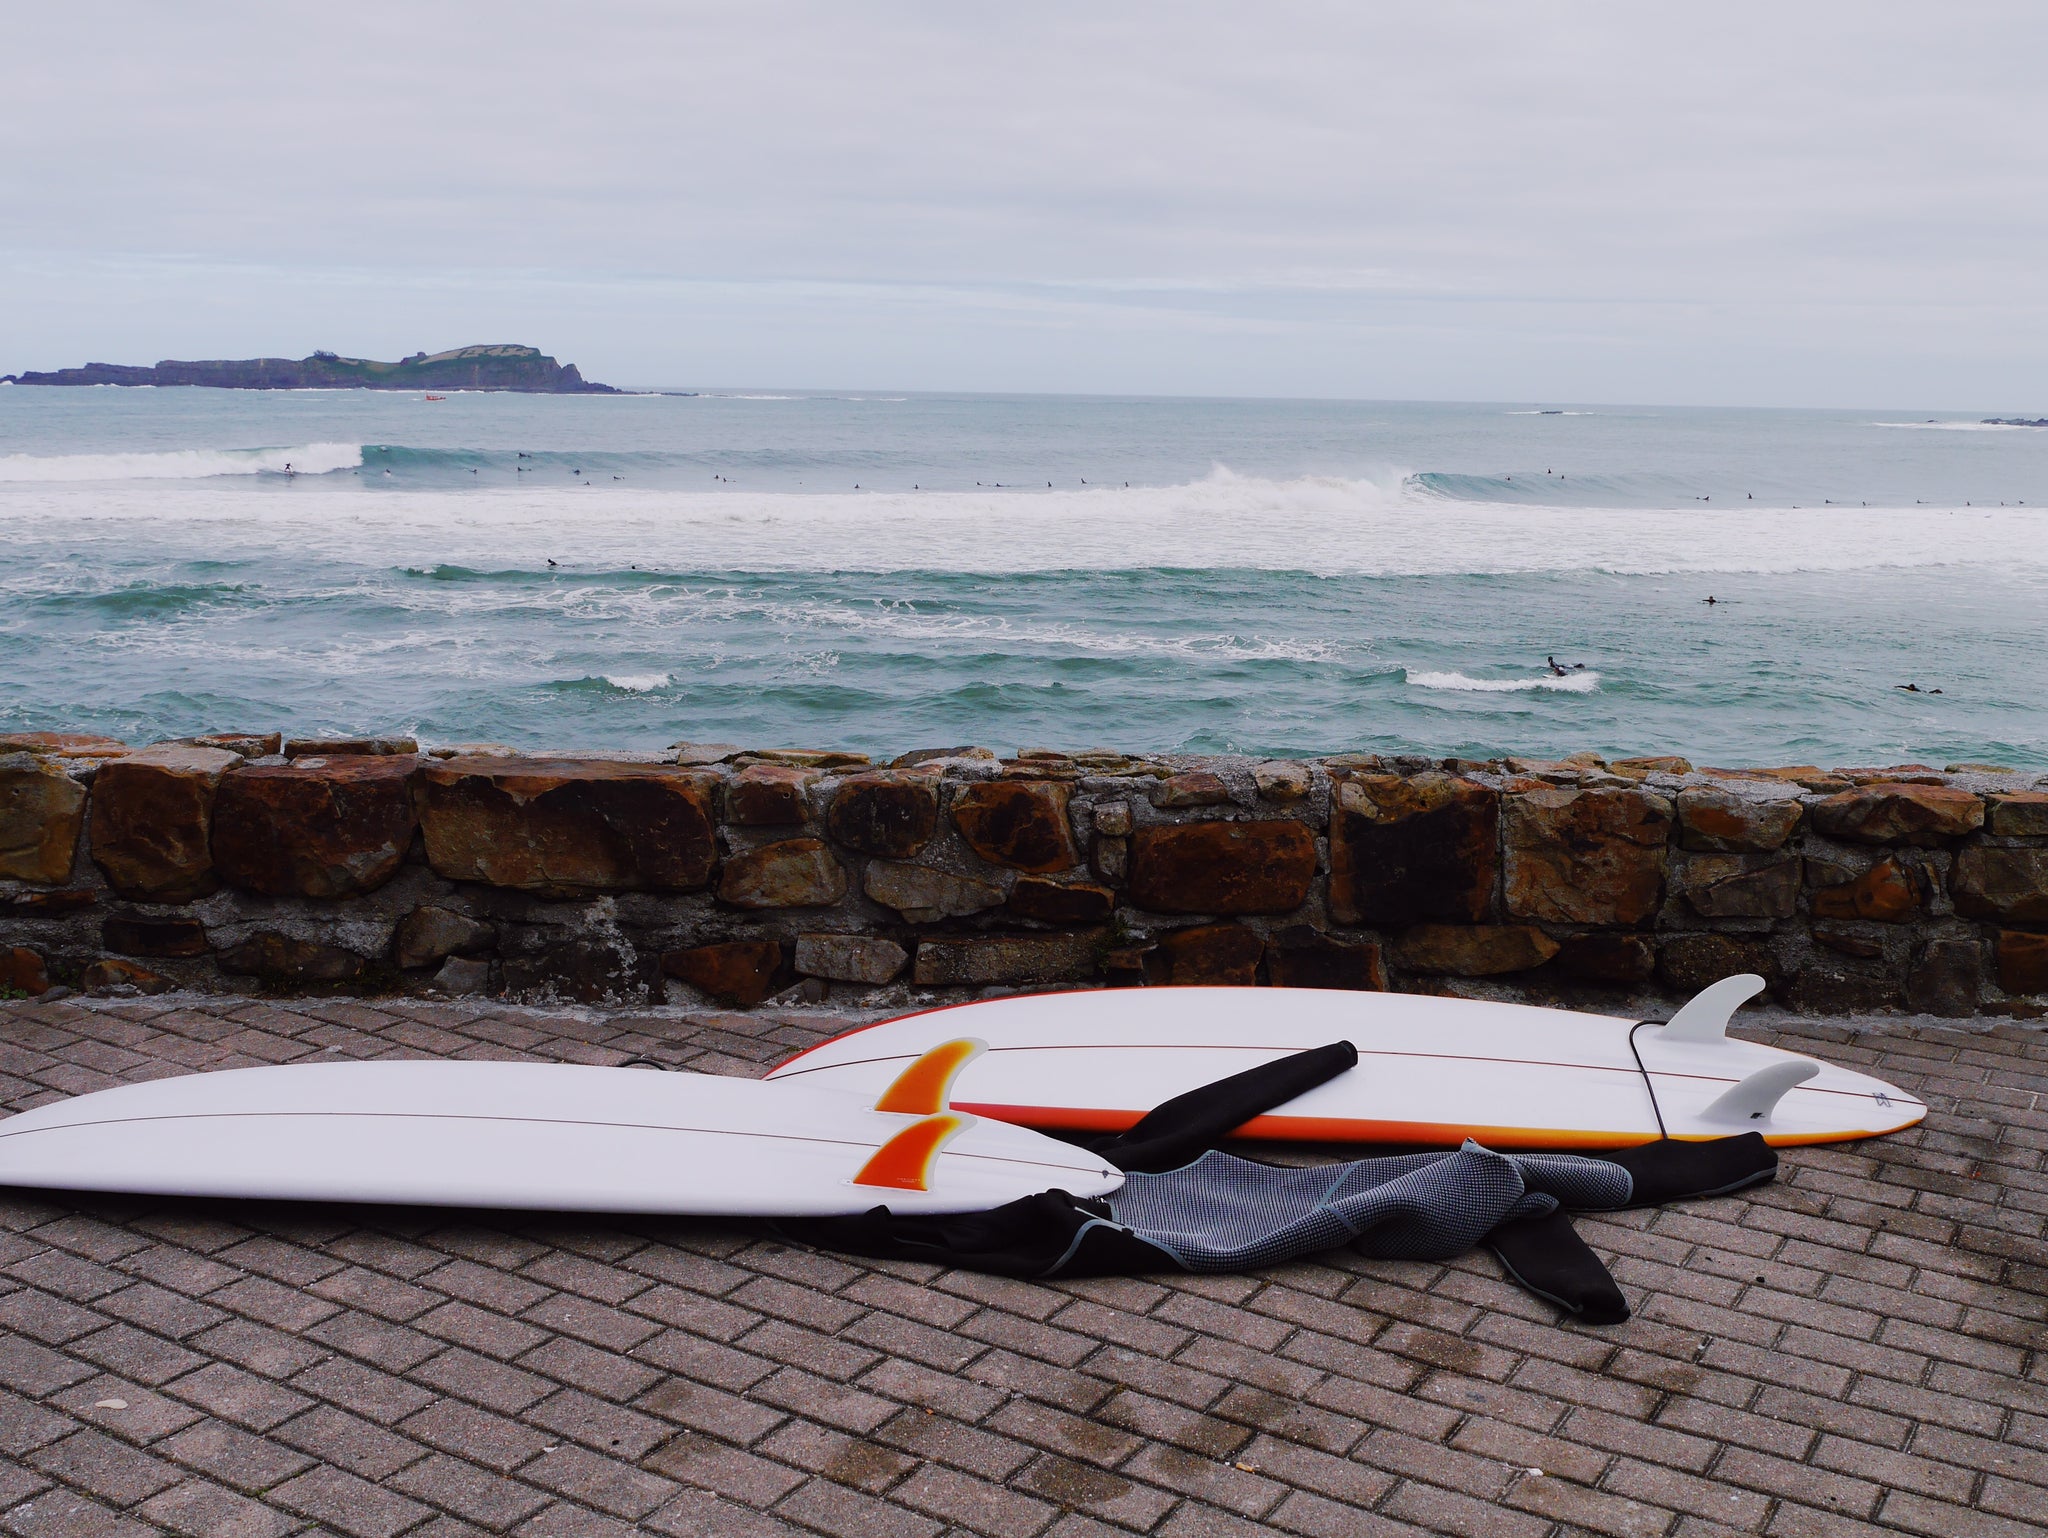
[1,387,2044,765]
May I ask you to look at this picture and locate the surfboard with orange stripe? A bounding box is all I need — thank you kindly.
[0,1040,1120,1216]
[765,977,1924,1149]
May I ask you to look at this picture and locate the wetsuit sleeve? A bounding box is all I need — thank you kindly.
[1594,1133,1778,1208]
[1484,1209,1630,1324]
[1102,1041,1359,1174]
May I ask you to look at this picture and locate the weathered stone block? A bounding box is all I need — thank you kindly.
[1951,846,2048,925]
[661,939,790,1007]
[891,746,997,769]
[1394,924,1559,976]
[749,749,872,769]
[1005,877,1115,925]
[283,735,417,757]
[1092,834,1129,882]
[1091,800,1134,838]
[1997,931,2048,995]
[794,934,908,985]
[1986,791,2048,838]
[1128,821,1317,915]
[726,763,818,826]
[1812,922,1884,959]
[951,782,1079,873]
[864,860,1005,922]
[502,941,640,1002]
[1555,934,1656,984]
[1811,856,1924,923]
[434,956,493,995]
[211,755,418,898]
[395,906,495,970]
[1674,787,1802,853]
[1144,924,1264,986]
[1906,940,1980,1018]
[217,931,366,984]
[718,838,848,909]
[1,947,50,995]
[1807,783,1984,845]
[1679,854,1801,920]
[1329,773,1498,926]
[1503,785,1672,927]
[1153,772,1232,808]
[88,744,242,902]
[670,740,741,766]
[0,751,86,884]
[80,957,175,995]
[0,732,127,757]
[102,915,209,959]
[1612,755,1693,775]
[1252,761,1313,803]
[826,773,940,857]
[1785,964,1898,1015]
[1265,932,1387,991]
[178,732,282,758]
[431,742,519,759]
[418,758,717,893]
[912,932,1101,987]
[1659,933,1776,996]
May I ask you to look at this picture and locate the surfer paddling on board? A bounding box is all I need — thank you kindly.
[1545,656,1586,677]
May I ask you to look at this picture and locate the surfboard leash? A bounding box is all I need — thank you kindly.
[1626,1020,1671,1141]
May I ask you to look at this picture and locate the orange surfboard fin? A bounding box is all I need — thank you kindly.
[872,1038,986,1116]
[852,1112,971,1191]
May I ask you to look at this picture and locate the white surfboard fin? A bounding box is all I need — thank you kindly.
[873,1038,986,1116]
[1658,974,1766,1044]
[1699,1059,1818,1125]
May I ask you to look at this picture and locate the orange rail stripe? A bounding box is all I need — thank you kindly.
[950,1102,1919,1150]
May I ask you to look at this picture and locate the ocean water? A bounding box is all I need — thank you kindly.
[2,386,2044,766]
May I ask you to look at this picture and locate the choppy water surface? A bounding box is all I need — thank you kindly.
[2,388,2044,764]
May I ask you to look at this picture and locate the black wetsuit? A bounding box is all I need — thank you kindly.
[782,1043,1777,1326]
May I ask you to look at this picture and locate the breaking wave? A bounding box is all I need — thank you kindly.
[5,467,2045,577]
[1871,421,2044,431]
[0,442,363,482]
[1406,669,1602,693]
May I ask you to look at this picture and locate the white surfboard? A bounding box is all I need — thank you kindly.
[765,978,1924,1149]
[0,1041,1122,1216]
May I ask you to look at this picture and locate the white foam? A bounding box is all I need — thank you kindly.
[1871,421,2045,431]
[1406,669,1601,693]
[0,442,363,483]
[601,672,671,692]
[2,467,2044,577]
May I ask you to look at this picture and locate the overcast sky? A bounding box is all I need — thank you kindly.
[5,2,2044,405]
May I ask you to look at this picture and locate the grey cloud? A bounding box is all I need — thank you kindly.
[3,2,2045,404]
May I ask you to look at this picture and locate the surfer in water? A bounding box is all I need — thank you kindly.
[1545,656,1586,677]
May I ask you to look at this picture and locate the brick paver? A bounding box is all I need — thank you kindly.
[0,994,2040,1537]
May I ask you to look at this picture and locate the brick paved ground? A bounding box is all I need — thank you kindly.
[0,995,2041,1538]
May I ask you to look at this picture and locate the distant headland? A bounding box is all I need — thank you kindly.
[1981,417,2048,427]
[2,343,619,393]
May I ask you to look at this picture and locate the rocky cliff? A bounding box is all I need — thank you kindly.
[4,343,619,393]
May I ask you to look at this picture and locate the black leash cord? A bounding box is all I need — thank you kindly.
[1627,1020,1670,1141]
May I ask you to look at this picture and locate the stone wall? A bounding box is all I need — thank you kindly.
[3,731,2045,1020]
